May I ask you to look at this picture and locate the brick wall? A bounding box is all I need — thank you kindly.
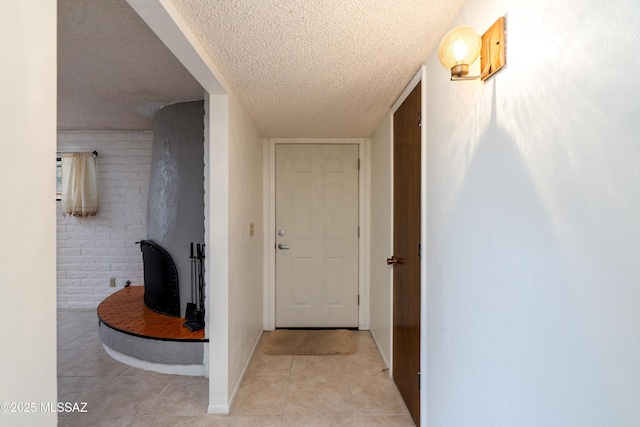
[57,132,152,309]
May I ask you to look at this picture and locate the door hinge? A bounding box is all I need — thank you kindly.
[418,110,422,127]
[418,371,421,389]
[418,241,421,257]
[358,294,360,306]
[358,158,361,170]
[358,226,360,238]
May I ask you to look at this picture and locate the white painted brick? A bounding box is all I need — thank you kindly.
[97,256,128,264]
[102,157,145,166]
[77,279,111,288]
[57,256,91,265]
[76,240,96,248]
[57,132,152,308]
[104,164,149,172]
[122,216,143,224]
[59,264,84,272]
[57,301,100,310]
[63,286,96,294]
[57,248,81,256]
[100,171,148,181]
[125,148,151,156]
[107,202,130,212]
[123,193,146,203]
[81,263,111,272]
[99,195,127,204]
[103,180,144,189]
[57,279,82,288]
[66,271,104,280]
[64,293,102,302]
[109,263,143,272]
[78,248,110,257]
[94,239,126,248]
[93,237,113,246]
[57,231,97,241]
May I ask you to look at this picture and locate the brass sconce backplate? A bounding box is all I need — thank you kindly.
[481,17,506,81]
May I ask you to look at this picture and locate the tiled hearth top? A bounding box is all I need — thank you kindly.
[97,286,207,342]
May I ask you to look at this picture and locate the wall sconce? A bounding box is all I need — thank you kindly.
[438,17,506,81]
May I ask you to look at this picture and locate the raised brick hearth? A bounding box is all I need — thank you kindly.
[97,286,207,376]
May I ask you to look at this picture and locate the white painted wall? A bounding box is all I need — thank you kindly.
[369,112,394,367]
[227,95,264,401]
[0,1,57,425]
[423,0,640,425]
[57,132,151,309]
[206,94,230,412]
[205,93,263,412]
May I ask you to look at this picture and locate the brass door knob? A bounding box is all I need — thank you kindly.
[386,256,398,266]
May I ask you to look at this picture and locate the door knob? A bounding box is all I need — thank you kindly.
[278,243,290,250]
[386,256,398,265]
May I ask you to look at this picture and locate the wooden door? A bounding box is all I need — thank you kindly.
[392,82,421,425]
[275,144,359,328]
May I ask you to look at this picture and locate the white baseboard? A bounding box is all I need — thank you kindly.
[227,330,263,409]
[207,403,230,414]
[369,330,391,376]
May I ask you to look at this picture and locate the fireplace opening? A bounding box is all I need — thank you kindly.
[137,240,180,317]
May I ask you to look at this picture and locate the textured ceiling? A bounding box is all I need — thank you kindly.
[57,0,204,131]
[169,0,466,137]
[58,0,466,136]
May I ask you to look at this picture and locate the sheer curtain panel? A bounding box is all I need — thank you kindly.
[60,152,98,217]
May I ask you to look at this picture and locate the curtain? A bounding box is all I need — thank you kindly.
[60,152,98,217]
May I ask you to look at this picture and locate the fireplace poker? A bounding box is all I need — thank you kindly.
[185,242,197,322]
[196,244,206,324]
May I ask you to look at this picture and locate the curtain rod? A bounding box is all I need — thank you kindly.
[56,151,98,157]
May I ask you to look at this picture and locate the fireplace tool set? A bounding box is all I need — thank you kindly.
[184,242,205,332]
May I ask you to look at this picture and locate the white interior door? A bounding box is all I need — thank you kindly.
[275,144,359,328]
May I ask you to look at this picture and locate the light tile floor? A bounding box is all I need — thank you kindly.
[58,310,415,426]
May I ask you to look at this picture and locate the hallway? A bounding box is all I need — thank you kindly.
[57,310,413,426]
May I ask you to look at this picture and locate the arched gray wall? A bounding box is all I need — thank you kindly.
[147,100,204,317]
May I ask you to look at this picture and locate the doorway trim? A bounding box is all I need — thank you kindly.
[263,138,370,331]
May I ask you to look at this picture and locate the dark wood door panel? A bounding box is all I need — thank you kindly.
[392,82,421,426]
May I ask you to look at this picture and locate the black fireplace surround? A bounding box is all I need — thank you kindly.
[138,240,180,317]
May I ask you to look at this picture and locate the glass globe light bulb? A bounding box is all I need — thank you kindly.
[438,26,482,77]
